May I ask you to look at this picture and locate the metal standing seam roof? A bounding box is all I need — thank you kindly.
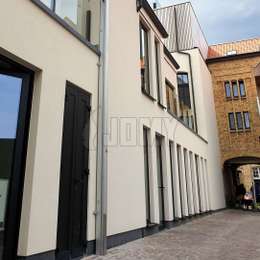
[208,38,260,59]
[155,2,209,60]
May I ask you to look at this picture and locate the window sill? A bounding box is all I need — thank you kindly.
[31,0,100,56]
[166,111,208,144]
[229,129,251,133]
[141,88,156,102]
[158,102,166,110]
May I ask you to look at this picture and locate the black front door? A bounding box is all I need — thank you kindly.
[56,83,91,260]
[0,56,33,260]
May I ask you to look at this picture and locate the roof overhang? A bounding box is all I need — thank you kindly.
[207,51,260,64]
[136,0,168,39]
[163,46,180,70]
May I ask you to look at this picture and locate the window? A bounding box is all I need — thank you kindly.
[243,112,250,129]
[143,127,151,224]
[228,113,236,131]
[39,0,100,45]
[232,81,239,98]
[224,81,232,98]
[140,23,150,94]
[226,50,237,56]
[155,40,161,102]
[239,80,246,97]
[236,112,243,130]
[177,73,195,130]
[166,81,178,116]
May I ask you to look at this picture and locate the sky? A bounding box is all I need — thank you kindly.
[0,75,21,139]
[149,0,260,45]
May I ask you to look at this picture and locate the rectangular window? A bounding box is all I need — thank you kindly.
[236,112,243,130]
[232,81,239,98]
[224,81,231,98]
[40,0,100,45]
[155,40,161,102]
[239,80,246,98]
[177,73,195,130]
[243,112,250,129]
[140,23,150,94]
[166,81,178,116]
[143,127,151,224]
[228,113,236,131]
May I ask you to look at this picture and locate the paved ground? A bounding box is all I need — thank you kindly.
[86,210,260,260]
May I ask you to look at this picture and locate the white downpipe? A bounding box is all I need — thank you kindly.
[96,0,109,255]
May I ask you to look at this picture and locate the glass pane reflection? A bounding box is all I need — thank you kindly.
[0,74,22,259]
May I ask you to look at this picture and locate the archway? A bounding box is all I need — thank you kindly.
[223,157,260,208]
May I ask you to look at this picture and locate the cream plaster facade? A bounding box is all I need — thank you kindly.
[0,0,225,259]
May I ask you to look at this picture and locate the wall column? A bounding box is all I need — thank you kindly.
[204,159,211,211]
[201,157,209,211]
[178,146,189,217]
[162,139,174,221]
[185,150,195,215]
[170,142,182,219]
[149,130,160,224]
[190,153,200,214]
[197,157,206,212]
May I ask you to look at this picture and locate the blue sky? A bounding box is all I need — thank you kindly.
[150,0,260,44]
[0,75,21,139]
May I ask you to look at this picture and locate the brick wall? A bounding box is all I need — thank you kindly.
[207,56,260,165]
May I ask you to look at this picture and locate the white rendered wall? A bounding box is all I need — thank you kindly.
[0,0,99,256]
[172,49,225,210]
[107,0,219,238]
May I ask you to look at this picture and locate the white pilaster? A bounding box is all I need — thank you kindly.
[201,157,209,211]
[162,138,174,221]
[190,153,200,214]
[149,129,160,224]
[185,150,195,215]
[178,146,189,217]
[197,156,206,212]
[171,142,182,219]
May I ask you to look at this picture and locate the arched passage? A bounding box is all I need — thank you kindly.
[223,157,260,208]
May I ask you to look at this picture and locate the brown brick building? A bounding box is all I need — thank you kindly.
[207,38,260,204]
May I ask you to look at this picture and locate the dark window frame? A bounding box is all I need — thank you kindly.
[239,80,246,98]
[0,55,34,259]
[243,111,251,129]
[154,38,162,104]
[228,112,236,131]
[236,112,244,130]
[140,21,151,95]
[143,127,152,225]
[31,0,100,55]
[232,81,239,99]
[224,81,232,99]
[166,79,178,116]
